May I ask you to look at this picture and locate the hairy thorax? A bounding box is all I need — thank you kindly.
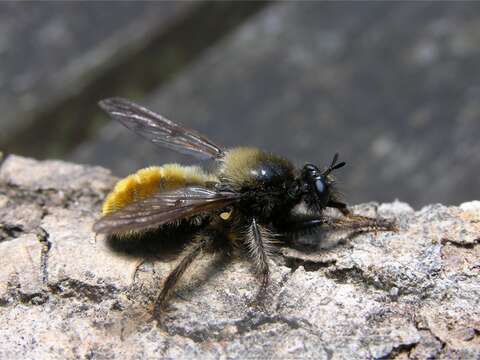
[219,147,297,220]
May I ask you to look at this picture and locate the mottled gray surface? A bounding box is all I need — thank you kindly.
[1,155,479,359]
[72,2,480,208]
[0,1,193,146]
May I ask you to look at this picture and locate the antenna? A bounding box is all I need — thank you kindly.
[324,153,346,175]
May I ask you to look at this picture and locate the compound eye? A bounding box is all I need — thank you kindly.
[314,177,330,205]
[315,178,326,195]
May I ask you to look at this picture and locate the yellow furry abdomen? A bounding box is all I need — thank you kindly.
[102,164,217,215]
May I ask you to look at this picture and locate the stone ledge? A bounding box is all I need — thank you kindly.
[0,155,479,359]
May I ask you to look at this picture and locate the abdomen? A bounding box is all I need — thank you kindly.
[102,164,217,215]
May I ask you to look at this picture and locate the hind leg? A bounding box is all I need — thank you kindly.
[152,239,207,316]
[152,221,234,316]
[244,218,276,307]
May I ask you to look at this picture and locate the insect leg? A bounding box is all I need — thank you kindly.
[328,200,391,224]
[132,258,147,283]
[327,200,350,216]
[278,212,396,242]
[245,218,273,304]
[153,238,208,315]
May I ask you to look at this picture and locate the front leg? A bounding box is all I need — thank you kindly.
[328,200,387,223]
[277,211,396,243]
[327,200,351,216]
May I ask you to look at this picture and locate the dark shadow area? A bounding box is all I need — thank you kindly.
[105,223,198,260]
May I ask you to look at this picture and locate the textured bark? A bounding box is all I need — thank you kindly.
[0,154,479,359]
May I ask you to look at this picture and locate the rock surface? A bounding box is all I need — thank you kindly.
[0,155,479,359]
[0,1,196,156]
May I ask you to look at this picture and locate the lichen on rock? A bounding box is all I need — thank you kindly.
[0,155,479,359]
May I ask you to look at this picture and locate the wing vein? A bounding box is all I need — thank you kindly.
[93,187,240,234]
[99,98,225,159]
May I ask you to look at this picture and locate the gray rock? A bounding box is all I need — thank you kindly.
[71,2,480,208]
[0,1,194,154]
[0,155,479,359]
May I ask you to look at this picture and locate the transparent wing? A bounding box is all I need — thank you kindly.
[99,97,225,159]
[93,186,240,235]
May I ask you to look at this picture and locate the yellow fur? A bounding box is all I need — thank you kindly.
[220,147,292,190]
[220,147,263,187]
[102,165,217,215]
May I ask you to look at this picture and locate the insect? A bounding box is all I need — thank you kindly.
[93,98,395,315]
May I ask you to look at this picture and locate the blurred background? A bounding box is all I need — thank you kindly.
[1,1,479,209]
